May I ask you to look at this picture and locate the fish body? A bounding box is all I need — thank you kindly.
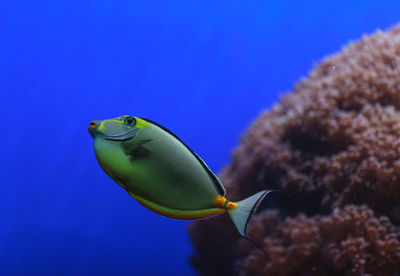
[89,115,268,237]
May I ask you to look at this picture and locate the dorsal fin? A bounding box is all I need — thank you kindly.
[140,118,226,195]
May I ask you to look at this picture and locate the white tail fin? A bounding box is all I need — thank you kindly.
[227,190,270,238]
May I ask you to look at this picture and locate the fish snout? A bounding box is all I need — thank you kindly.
[88,120,100,137]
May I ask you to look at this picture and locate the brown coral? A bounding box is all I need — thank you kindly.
[189,25,400,275]
[236,205,400,276]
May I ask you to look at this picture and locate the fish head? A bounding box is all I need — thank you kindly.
[88,115,140,141]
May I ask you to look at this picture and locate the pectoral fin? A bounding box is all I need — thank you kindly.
[122,138,152,160]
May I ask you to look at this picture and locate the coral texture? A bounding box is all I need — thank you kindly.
[189,25,400,275]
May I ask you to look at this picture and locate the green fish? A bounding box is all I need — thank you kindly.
[88,115,269,238]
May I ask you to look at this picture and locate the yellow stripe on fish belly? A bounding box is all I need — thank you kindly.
[128,192,226,220]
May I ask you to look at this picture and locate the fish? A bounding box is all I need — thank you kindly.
[88,115,270,238]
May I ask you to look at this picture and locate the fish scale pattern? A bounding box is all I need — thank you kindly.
[189,24,400,276]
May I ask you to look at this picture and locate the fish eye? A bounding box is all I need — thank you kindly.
[124,116,136,126]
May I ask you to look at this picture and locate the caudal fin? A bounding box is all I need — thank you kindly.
[227,190,270,238]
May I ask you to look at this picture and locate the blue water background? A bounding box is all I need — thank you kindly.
[1,1,400,275]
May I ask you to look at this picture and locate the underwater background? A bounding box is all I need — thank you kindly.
[1,1,400,275]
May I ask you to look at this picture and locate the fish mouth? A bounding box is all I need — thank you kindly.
[88,121,98,138]
[88,121,97,130]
